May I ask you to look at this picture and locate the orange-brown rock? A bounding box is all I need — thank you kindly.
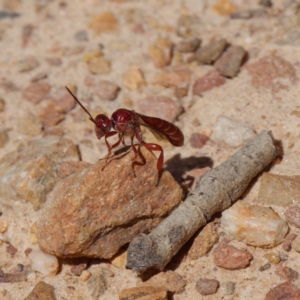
[139,270,186,294]
[119,286,167,300]
[37,147,182,259]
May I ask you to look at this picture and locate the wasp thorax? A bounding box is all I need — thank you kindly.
[94,114,112,139]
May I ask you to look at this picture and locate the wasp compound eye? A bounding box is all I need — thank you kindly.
[94,114,112,138]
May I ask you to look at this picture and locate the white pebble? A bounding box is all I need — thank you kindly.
[80,270,91,282]
[221,201,288,247]
[212,115,256,147]
[28,249,59,276]
[27,271,37,282]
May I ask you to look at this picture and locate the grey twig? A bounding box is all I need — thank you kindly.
[126,131,277,273]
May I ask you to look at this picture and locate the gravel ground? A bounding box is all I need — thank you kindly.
[1,0,300,299]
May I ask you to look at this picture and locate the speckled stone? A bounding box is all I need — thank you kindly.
[37,147,182,259]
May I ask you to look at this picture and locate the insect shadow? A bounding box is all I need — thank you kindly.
[165,154,214,185]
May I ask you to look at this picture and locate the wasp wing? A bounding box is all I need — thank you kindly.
[136,116,170,143]
[136,114,184,147]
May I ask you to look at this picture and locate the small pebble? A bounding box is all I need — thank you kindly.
[285,205,300,227]
[0,98,5,111]
[22,24,34,47]
[171,51,184,66]
[17,113,42,136]
[80,270,91,282]
[30,223,37,244]
[83,49,103,63]
[74,30,88,41]
[275,264,299,282]
[149,38,173,69]
[225,281,235,295]
[101,267,114,278]
[0,130,9,148]
[196,278,219,296]
[3,0,21,10]
[189,132,209,148]
[152,68,191,88]
[28,249,59,276]
[87,270,107,299]
[22,82,51,104]
[45,57,62,67]
[89,12,118,35]
[55,90,77,113]
[87,56,111,75]
[175,38,201,53]
[24,248,32,256]
[188,222,218,260]
[246,55,297,92]
[232,9,266,19]
[212,0,237,15]
[0,79,18,92]
[264,252,281,264]
[212,115,256,147]
[26,272,36,282]
[110,251,127,269]
[291,235,300,252]
[0,10,20,20]
[0,220,8,233]
[278,251,288,261]
[258,174,300,207]
[31,72,48,82]
[24,281,56,300]
[70,263,87,276]
[38,101,65,127]
[95,80,120,101]
[18,56,40,72]
[42,127,64,137]
[192,71,226,95]
[122,66,146,90]
[265,282,300,300]
[175,86,188,98]
[213,240,253,270]
[214,45,246,78]
[189,38,227,64]
[6,244,17,258]
[259,263,271,272]
[119,286,167,300]
[140,270,186,294]
[260,0,272,7]
[136,96,182,122]
[16,264,24,272]
[176,15,199,38]
[282,233,297,252]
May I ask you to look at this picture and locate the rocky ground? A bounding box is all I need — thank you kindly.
[1,0,300,299]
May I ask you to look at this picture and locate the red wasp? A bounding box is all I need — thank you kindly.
[66,87,184,181]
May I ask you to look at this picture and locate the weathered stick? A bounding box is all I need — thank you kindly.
[126,131,277,273]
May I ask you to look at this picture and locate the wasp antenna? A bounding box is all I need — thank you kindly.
[65,86,96,124]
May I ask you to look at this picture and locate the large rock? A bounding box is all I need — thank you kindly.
[37,147,182,259]
[0,136,79,210]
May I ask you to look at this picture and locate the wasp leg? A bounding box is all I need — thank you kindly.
[141,141,164,186]
[104,131,121,161]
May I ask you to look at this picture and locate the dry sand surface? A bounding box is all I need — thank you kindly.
[1,0,300,299]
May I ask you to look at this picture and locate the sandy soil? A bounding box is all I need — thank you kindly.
[1,0,300,299]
